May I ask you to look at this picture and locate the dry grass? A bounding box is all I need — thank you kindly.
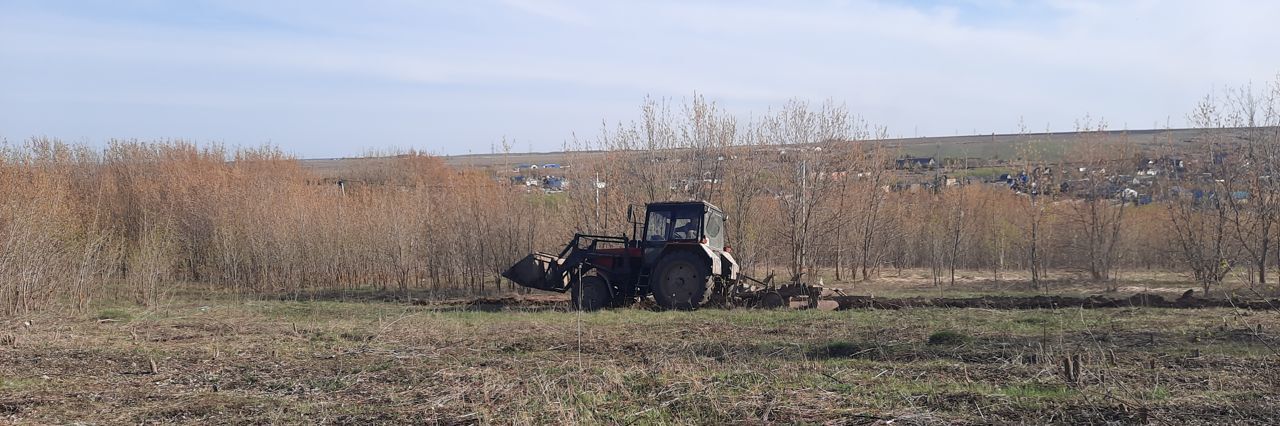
[2,294,1278,425]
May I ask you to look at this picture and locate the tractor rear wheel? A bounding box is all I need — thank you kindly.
[571,274,611,311]
[651,251,714,310]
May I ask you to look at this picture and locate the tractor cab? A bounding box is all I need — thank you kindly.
[638,201,727,252]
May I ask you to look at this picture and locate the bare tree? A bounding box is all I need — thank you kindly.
[1013,124,1054,289]
[757,100,867,279]
[1161,104,1238,295]
[852,143,892,281]
[1060,118,1133,287]
[1214,82,1280,285]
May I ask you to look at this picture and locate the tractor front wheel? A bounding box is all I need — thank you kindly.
[651,251,714,310]
[571,274,611,311]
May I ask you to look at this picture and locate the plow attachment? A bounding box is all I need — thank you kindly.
[719,274,824,309]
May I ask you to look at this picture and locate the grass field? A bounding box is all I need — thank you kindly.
[2,291,1279,424]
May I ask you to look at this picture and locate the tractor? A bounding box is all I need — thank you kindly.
[502,200,821,310]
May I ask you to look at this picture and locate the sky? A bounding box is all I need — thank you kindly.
[1,0,1278,158]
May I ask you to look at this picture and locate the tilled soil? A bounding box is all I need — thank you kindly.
[830,293,1280,311]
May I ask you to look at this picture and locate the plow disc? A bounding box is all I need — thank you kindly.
[721,275,824,309]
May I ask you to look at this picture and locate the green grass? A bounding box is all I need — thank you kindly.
[0,377,42,391]
[807,340,875,359]
[927,329,972,346]
[1001,382,1074,399]
[950,166,1016,180]
[1149,385,1171,401]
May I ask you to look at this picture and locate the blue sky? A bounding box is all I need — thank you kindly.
[2,0,1278,158]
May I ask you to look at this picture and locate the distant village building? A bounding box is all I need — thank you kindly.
[543,176,566,191]
[895,157,937,170]
[942,157,984,169]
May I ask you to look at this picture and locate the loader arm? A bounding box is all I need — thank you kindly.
[502,233,629,292]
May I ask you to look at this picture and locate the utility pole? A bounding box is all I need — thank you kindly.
[798,159,808,278]
[594,172,600,232]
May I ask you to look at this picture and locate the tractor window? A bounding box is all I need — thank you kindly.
[645,210,671,241]
[671,209,701,240]
[704,211,725,250]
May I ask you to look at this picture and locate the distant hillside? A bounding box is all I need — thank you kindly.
[299,127,1232,177]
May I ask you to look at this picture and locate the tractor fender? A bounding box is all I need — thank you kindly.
[719,251,739,280]
[701,244,721,273]
[694,244,722,276]
[657,243,721,276]
[586,268,614,297]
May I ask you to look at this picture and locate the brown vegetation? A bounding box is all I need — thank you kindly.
[4,81,1280,315]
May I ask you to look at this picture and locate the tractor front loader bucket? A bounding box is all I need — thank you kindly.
[502,252,570,292]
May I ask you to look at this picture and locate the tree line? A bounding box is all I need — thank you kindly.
[2,79,1278,315]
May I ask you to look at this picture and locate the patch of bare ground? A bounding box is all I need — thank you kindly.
[816,268,1280,299]
[1,298,1279,424]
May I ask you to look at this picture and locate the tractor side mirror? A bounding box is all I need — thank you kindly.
[626,204,635,223]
